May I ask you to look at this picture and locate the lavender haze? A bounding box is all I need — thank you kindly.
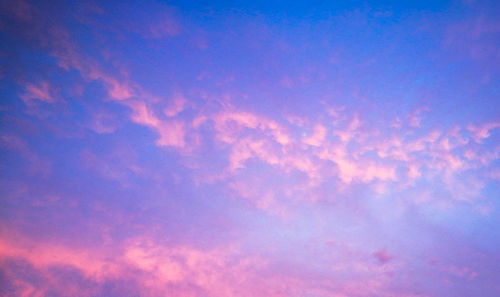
[1,0,500,296]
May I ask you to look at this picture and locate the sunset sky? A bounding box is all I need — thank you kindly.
[1,0,500,296]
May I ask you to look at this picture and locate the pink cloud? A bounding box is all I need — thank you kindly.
[0,236,119,280]
[156,120,186,148]
[407,163,421,179]
[19,81,56,104]
[318,146,396,184]
[0,230,419,297]
[127,100,161,128]
[164,94,186,117]
[0,232,266,297]
[106,79,134,100]
[229,180,278,212]
[182,103,497,211]
[406,107,430,128]
[373,249,394,265]
[126,100,187,148]
[213,111,291,146]
[12,12,499,217]
[303,124,327,146]
[468,122,500,143]
[40,30,193,150]
[334,114,361,143]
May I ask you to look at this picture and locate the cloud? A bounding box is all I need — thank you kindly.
[317,146,396,184]
[155,120,186,148]
[468,122,500,143]
[373,249,394,265]
[125,100,187,148]
[106,79,134,100]
[16,5,496,213]
[0,232,254,297]
[303,124,327,147]
[334,114,362,143]
[19,81,56,105]
[0,236,119,280]
[164,94,186,117]
[0,229,422,297]
[213,111,291,146]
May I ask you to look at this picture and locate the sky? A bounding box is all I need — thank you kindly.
[0,0,500,296]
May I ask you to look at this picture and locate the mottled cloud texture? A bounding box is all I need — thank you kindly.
[1,0,500,296]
